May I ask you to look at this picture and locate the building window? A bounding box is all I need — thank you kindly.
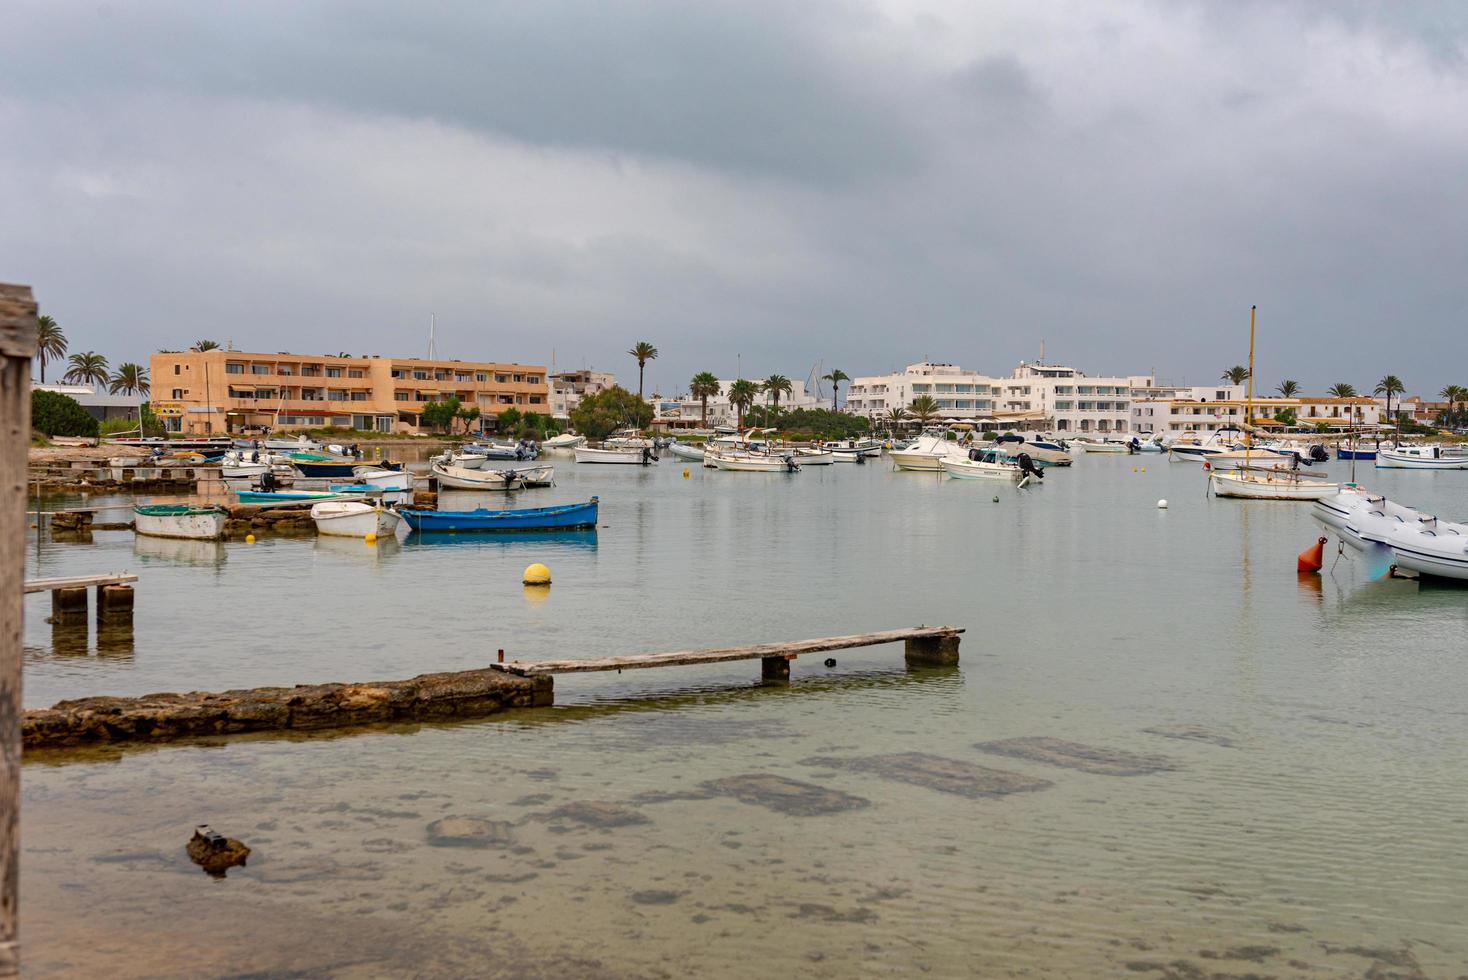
[496,374,509,384]
[326,368,343,378]
[395,391,409,401]
[225,363,244,374]
[527,375,541,384]
[348,369,365,378]
[251,365,270,375]
[475,372,487,382]
[171,388,184,399]
[413,371,429,381]
[529,395,542,404]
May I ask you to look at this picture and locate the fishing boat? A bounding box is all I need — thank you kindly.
[1386,516,1468,580]
[941,448,1025,481]
[794,448,835,465]
[401,497,599,533]
[310,500,403,538]
[431,463,524,490]
[575,446,656,464]
[1210,467,1339,500]
[822,438,882,461]
[604,429,655,449]
[1336,446,1377,460]
[666,442,706,462]
[290,453,371,479]
[434,450,487,470]
[236,489,342,503]
[1202,450,1295,471]
[349,468,414,491]
[707,449,801,472]
[542,432,587,450]
[263,435,323,451]
[1376,446,1468,470]
[1130,436,1165,453]
[502,464,555,487]
[133,504,229,540]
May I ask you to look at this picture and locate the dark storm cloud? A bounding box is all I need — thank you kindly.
[2,1,1467,396]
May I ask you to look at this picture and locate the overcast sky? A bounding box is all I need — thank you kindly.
[3,1,1465,398]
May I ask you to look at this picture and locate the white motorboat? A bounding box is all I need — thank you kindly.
[434,450,487,470]
[1168,427,1249,463]
[795,448,835,465]
[541,432,587,450]
[941,449,1024,481]
[1311,485,1379,532]
[1341,497,1419,552]
[1386,517,1468,580]
[1210,467,1339,500]
[666,442,706,462]
[431,463,524,490]
[263,435,323,452]
[821,438,882,460]
[1075,439,1130,454]
[1376,446,1468,470]
[707,449,801,472]
[575,446,655,464]
[604,429,655,449]
[133,504,229,540]
[310,500,403,538]
[889,429,963,471]
[993,436,1073,467]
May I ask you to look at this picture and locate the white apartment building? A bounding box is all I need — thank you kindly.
[1133,395,1382,433]
[550,369,616,419]
[1131,384,1244,434]
[655,378,824,428]
[845,361,1150,433]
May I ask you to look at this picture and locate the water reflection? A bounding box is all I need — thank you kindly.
[405,529,598,551]
[312,533,404,561]
[133,535,227,566]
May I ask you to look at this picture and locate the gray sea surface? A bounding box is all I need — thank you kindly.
[20,452,1468,977]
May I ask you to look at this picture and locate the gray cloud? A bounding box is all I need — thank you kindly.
[2,1,1467,396]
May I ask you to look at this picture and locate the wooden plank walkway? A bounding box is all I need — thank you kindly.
[492,625,964,678]
[24,573,138,595]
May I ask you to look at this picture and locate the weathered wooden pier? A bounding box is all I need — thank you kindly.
[22,626,963,750]
[24,573,138,624]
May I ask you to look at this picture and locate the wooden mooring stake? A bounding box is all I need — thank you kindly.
[2,282,40,977]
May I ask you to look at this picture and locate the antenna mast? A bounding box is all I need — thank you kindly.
[427,313,438,360]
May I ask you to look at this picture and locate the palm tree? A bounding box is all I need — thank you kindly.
[908,394,941,426]
[1221,366,1250,385]
[193,340,221,351]
[62,351,110,386]
[628,342,658,400]
[1439,384,1467,426]
[762,374,792,410]
[727,379,759,431]
[883,407,908,434]
[1327,383,1356,398]
[1374,374,1405,427]
[110,363,151,435]
[1275,379,1300,398]
[689,372,721,428]
[822,369,850,411]
[35,315,67,383]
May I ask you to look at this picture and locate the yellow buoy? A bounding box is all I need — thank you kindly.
[245,534,256,544]
[1141,467,1147,473]
[364,532,377,544]
[683,468,690,478]
[523,562,551,585]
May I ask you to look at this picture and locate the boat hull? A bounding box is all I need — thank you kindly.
[401,498,599,533]
[1387,524,1468,580]
[1376,451,1468,470]
[1210,472,1339,500]
[889,451,951,471]
[666,443,706,462]
[310,502,403,538]
[133,505,228,540]
[236,490,341,503]
[575,447,652,464]
[432,464,522,490]
[941,458,1023,481]
[709,453,800,472]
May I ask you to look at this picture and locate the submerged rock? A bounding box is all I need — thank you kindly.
[543,800,651,829]
[426,816,515,848]
[629,889,683,905]
[1140,725,1236,748]
[185,825,251,878]
[700,774,870,816]
[974,737,1177,776]
[800,752,1053,799]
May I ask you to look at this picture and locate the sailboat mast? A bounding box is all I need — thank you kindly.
[1245,305,1256,456]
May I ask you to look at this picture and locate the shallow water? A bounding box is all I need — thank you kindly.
[20,454,1468,977]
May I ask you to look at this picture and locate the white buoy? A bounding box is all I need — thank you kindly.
[1157,499,1168,509]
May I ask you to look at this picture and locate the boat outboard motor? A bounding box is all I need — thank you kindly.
[641,446,654,466]
[1309,444,1329,463]
[259,470,276,492]
[1128,437,1141,454]
[1016,452,1043,481]
[968,447,981,461]
[250,450,260,463]
[783,453,800,473]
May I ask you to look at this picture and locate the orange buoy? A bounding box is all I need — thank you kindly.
[1297,536,1326,573]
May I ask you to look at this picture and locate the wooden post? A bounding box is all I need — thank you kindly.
[904,632,960,667]
[760,654,792,684]
[1,282,39,977]
[97,585,135,625]
[50,587,87,624]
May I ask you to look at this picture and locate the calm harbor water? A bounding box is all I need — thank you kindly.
[20,453,1468,977]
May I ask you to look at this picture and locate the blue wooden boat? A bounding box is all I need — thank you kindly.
[1336,447,1377,460]
[236,490,342,503]
[400,497,598,533]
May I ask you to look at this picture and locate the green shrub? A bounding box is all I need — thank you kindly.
[570,386,652,439]
[32,390,99,437]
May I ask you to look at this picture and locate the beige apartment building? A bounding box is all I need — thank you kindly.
[149,350,549,435]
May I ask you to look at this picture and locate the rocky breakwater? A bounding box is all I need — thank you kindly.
[23,666,553,749]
